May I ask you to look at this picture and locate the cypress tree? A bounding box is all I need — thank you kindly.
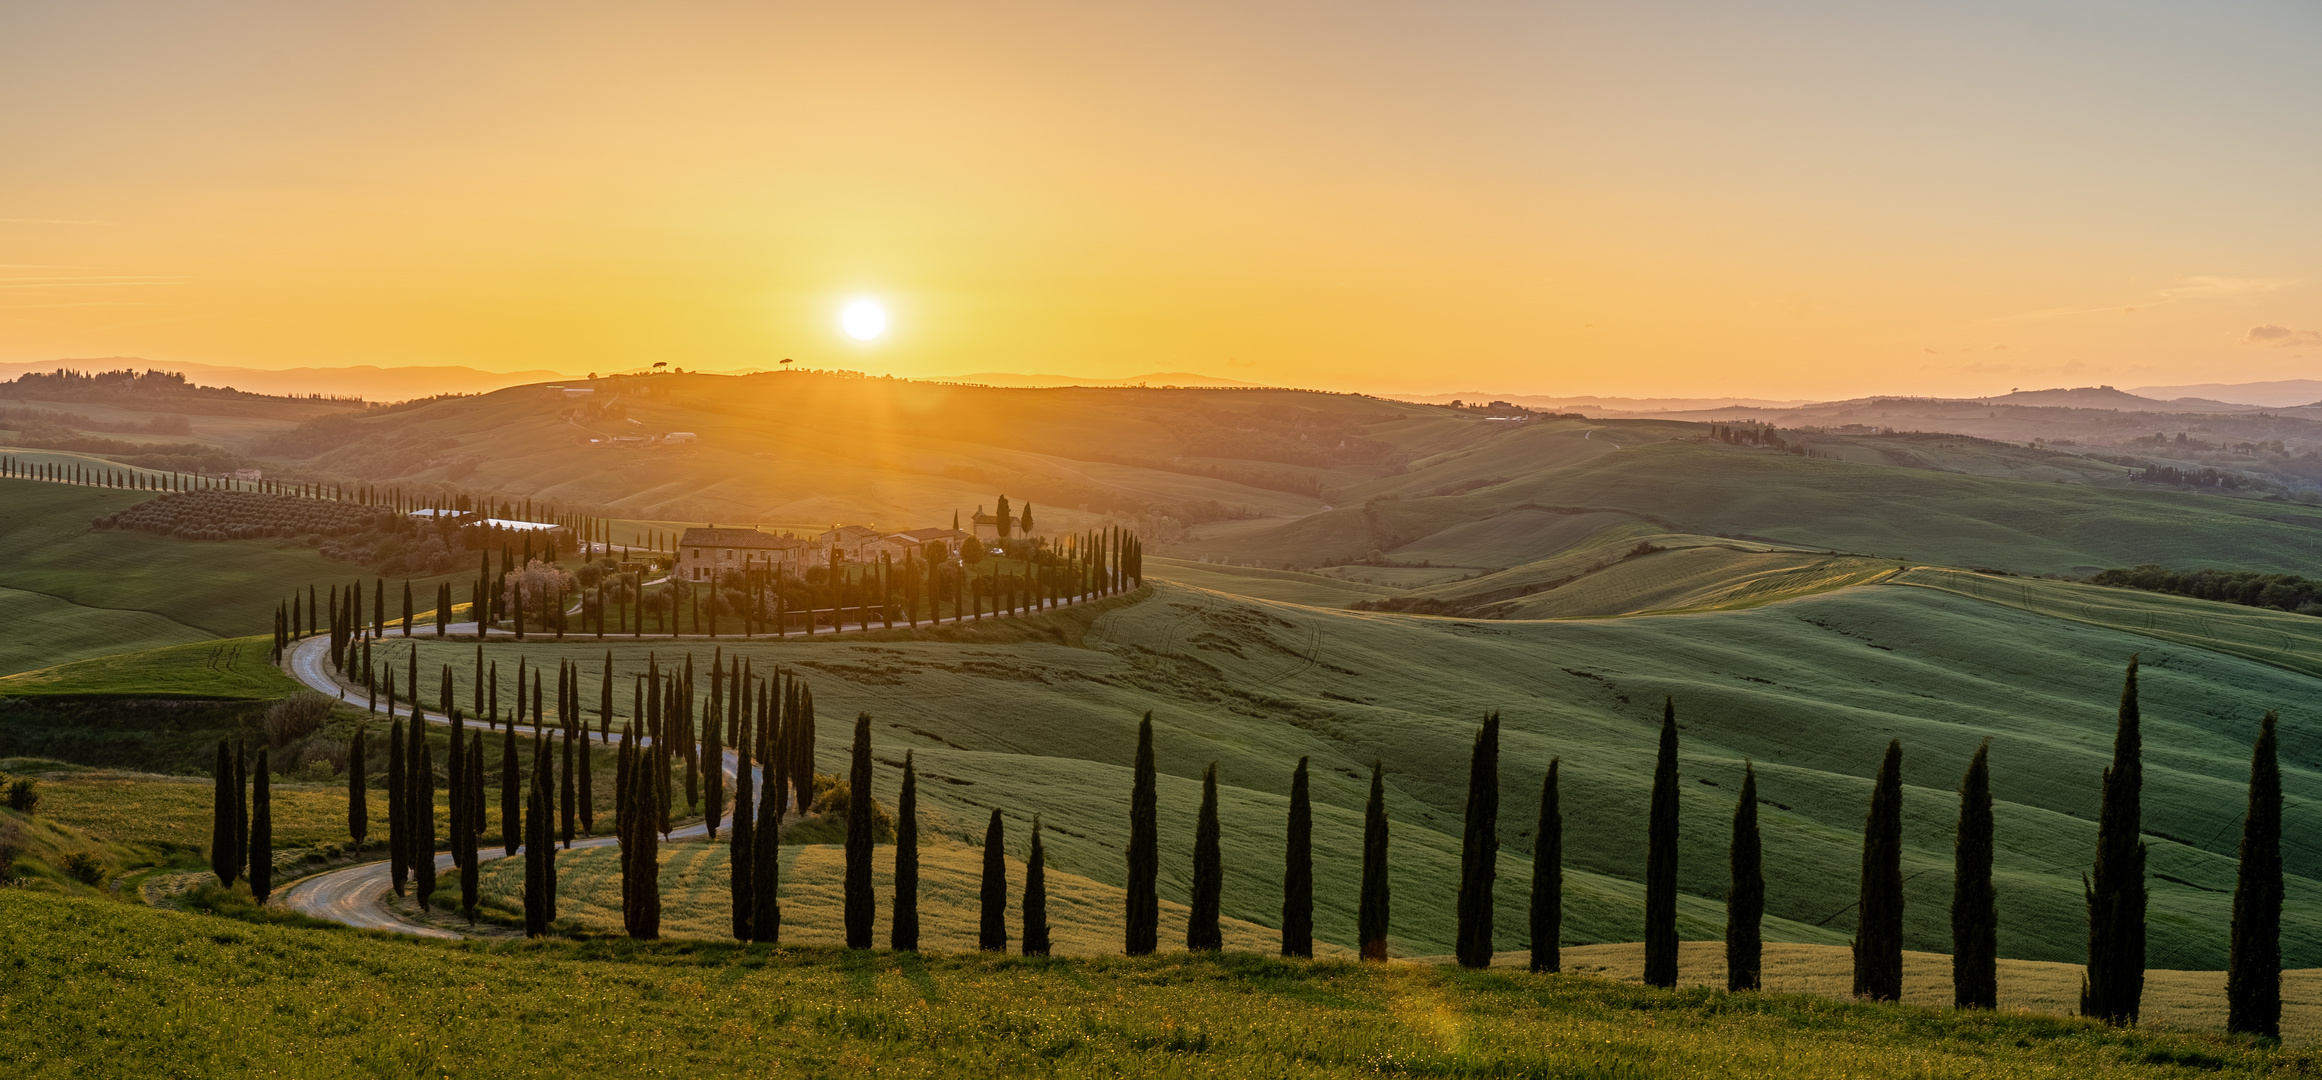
[753,723,782,943]
[1854,739,1905,1002]
[1456,713,1501,968]
[1644,698,1681,989]
[210,739,238,886]
[525,744,549,937]
[462,737,482,924]
[703,669,724,840]
[388,717,408,895]
[1189,762,1223,952]
[577,719,594,836]
[892,750,920,951]
[1125,712,1159,956]
[843,710,874,948]
[1023,815,1050,957]
[232,741,248,890]
[413,723,437,910]
[980,808,1008,952]
[1281,756,1313,958]
[2084,656,2147,1026]
[731,703,755,943]
[348,726,368,858]
[501,725,520,856]
[2227,711,2282,1039]
[1531,759,1562,974]
[1358,761,1390,961]
[1953,740,1998,1010]
[1727,761,1764,992]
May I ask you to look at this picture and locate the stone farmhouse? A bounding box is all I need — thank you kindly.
[674,527,811,582]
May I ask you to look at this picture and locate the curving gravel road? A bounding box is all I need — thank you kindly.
[277,631,739,937]
[274,587,1117,936]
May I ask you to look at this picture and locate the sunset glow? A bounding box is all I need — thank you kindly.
[1,1,2315,399]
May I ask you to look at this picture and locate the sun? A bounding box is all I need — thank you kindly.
[840,298,888,342]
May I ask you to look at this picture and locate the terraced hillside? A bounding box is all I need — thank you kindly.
[301,579,2321,969]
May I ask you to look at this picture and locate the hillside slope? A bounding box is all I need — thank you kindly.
[325,580,2321,968]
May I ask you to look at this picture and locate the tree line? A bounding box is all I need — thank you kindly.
[221,653,2287,1039]
[2091,564,2322,617]
[270,526,1146,662]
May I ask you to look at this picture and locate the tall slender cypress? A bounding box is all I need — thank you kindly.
[232,741,248,890]
[2227,712,2283,1039]
[1189,763,1223,951]
[1358,761,1390,961]
[1023,815,1050,957]
[210,739,238,886]
[1854,739,1905,1002]
[1531,759,1563,974]
[730,703,756,942]
[388,718,408,895]
[2084,657,2147,1026]
[525,744,549,937]
[461,738,482,924]
[1125,712,1159,956]
[413,724,437,910]
[247,749,273,901]
[1456,713,1501,968]
[1727,761,1764,992]
[1281,756,1313,958]
[892,751,920,951]
[348,726,368,858]
[1644,699,1681,988]
[1953,740,1998,1009]
[753,728,782,943]
[980,808,1009,952]
[703,671,724,840]
[501,723,521,857]
[843,710,874,948]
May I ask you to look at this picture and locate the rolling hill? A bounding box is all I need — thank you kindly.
[297,576,2319,969]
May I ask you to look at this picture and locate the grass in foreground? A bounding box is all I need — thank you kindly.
[2,890,2311,1079]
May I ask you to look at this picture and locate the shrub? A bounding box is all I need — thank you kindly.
[4,776,38,814]
[60,850,106,885]
[264,693,336,749]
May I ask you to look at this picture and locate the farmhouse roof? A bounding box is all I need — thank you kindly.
[678,527,800,549]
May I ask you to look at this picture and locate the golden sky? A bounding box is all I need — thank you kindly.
[3,0,2317,399]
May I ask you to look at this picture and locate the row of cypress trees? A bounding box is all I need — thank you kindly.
[297,644,2283,1039]
[207,739,272,902]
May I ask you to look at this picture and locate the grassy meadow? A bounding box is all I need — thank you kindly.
[0,478,468,674]
[4,889,2312,1079]
[298,578,2320,970]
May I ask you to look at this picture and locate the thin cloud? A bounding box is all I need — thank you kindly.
[2244,324,2322,347]
[1983,276,2300,325]
[0,218,119,225]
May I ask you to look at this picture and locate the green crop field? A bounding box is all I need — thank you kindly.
[0,636,302,699]
[3,890,2309,1078]
[0,478,470,675]
[472,836,1338,956]
[1188,432,2322,576]
[311,576,2321,970]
